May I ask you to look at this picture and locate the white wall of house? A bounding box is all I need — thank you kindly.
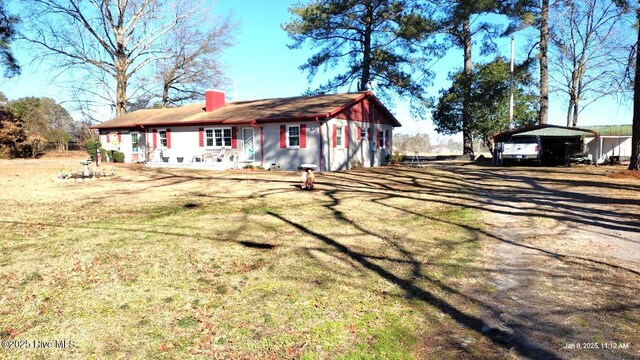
[98,120,395,171]
[322,118,393,171]
[262,121,320,170]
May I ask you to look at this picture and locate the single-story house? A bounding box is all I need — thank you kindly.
[93,91,401,171]
[492,124,632,165]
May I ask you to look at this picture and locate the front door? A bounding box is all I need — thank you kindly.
[242,128,255,161]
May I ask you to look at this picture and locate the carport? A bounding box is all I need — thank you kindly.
[492,124,600,165]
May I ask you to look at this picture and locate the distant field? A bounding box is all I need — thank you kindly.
[0,157,638,359]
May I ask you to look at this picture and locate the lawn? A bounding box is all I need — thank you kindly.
[1,156,638,359]
[0,157,492,359]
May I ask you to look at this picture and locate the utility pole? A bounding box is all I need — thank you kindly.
[508,36,515,130]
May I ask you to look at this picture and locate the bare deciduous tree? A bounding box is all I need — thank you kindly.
[154,13,237,107]
[21,0,234,117]
[549,0,630,127]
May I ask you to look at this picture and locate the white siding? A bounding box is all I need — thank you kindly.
[322,118,394,171]
[262,122,321,170]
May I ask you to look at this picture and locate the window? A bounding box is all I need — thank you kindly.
[360,127,366,139]
[378,129,386,149]
[206,127,231,148]
[336,126,344,147]
[131,133,139,153]
[205,129,214,147]
[288,125,300,147]
[159,130,167,148]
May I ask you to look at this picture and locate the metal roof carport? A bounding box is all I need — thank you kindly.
[492,124,600,165]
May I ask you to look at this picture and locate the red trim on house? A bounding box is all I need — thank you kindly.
[231,126,237,149]
[279,125,286,148]
[166,128,172,148]
[198,128,204,147]
[332,124,337,148]
[153,129,157,148]
[345,126,349,149]
[367,128,372,140]
[117,132,121,143]
[357,127,362,140]
[106,132,110,143]
[260,127,264,165]
[385,129,389,149]
[300,124,306,148]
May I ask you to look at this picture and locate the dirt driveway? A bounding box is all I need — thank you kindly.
[433,164,640,359]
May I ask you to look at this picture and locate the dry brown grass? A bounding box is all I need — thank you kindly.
[0,157,638,359]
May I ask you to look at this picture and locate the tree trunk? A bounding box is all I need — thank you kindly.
[462,16,474,155]
[116,58,128,117]
[572,98,579,127]
[359,7,373,92]
[539,0,549,125]
[162,83,170,108]
[566,100,573,127]
[628,8,640,171]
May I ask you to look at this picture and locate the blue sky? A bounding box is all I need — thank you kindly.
[1,0,634,141]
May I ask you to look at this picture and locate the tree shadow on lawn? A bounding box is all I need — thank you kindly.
[5,164,638,358]
[264,165,639,358]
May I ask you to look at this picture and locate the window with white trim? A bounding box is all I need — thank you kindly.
[288,125,300,147]
[205,129,214,147]
[379,129,387,149]
[131,133,139,153]
[336,126,344,147]
[159,130,167,148]
[207,127,231,148]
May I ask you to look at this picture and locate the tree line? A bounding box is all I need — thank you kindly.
[0,92,92,157]
[283,0,639,170]
[0,0,638,169]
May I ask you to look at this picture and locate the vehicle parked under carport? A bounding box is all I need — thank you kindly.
[493,125,599,166]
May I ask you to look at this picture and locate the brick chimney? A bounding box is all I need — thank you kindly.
[205,90,225,112]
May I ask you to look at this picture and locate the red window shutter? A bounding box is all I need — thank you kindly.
[385,130,389,148]
[332,124,337,148]
[300,124,306,148]
[106,132,110,143]
[377,129,381,148]
[198,128,204,147]
[280,125,286,148]
[166,128,172,148]
[153,129,157,148]
[231,126,237,149]
[117,132,121,143]
[357,127,362,140]
[345,126,349,149]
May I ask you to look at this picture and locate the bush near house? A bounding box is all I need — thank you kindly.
[112,151,125,163]
[99,148,110,163]
[84,139,101,162]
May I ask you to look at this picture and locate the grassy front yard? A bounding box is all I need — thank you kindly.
[0,158,492,359]
[1,157,638,359]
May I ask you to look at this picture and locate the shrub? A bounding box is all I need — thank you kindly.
[112,151,125,163]
[99,148,111,162]
[387,152,405,165]
[84,139,101,162]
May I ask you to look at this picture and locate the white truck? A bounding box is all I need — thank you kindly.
[501,135,542,165]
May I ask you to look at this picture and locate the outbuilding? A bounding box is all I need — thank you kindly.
[492,124,599,165]
[93,91,401,171]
